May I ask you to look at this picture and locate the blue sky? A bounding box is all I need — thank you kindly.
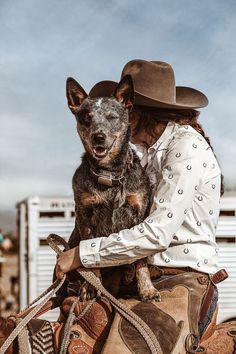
[1,0,236,211]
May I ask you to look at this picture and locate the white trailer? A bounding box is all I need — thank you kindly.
[17,196,75,320]
[216,191,236,323]
[17,192,236,322]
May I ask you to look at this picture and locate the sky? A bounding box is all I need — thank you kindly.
[1,0,236,217]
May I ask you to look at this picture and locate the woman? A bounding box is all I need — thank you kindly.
[56,60,227,352]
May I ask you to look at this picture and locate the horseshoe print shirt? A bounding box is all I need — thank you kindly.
[79,122,221,274]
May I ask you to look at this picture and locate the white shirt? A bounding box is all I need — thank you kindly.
[79,122,221,274]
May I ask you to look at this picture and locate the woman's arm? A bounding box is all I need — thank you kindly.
[56,132,208,277]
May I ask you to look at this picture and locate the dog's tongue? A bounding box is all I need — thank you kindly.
[93,146,107,157]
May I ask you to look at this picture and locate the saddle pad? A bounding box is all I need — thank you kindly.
[102,286,190,354]
[28,319,55,354]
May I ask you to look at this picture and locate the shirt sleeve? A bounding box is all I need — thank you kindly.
[79,132,206,268]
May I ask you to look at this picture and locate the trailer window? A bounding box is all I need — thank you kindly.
[216,237,236,243]
[220,210,235,216]
[39,211,65,218]
[39,239,48,246]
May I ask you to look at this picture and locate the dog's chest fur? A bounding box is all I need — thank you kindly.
[69,151,150,246]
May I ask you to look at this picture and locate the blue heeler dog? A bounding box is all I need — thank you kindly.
[65,74,161,302]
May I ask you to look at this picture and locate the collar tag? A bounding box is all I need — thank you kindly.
[98,175,113,186]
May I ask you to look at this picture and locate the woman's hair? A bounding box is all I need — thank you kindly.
[132,105,224,196]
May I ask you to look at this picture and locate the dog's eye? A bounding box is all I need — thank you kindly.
[77,110,91,127]
[106,114,119,120]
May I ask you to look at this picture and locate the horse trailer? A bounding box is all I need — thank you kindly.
[17,192,236,322]
[17,196,75,320]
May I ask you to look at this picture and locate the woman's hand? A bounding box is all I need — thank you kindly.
[56,246,82,279]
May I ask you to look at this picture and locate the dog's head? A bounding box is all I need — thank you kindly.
[66,75,134,165]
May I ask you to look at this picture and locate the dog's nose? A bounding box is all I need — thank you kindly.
[91,133,106,145]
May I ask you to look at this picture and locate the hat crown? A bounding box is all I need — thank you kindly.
[121,60,176,104]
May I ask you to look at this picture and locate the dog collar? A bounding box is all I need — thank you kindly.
[90,148,133,187]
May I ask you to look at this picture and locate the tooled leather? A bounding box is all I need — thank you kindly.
[153,272,208,336]
[119,302,183,354]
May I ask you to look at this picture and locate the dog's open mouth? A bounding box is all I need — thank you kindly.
[93,146,108,158]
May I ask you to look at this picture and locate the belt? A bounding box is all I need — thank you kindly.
[149,265,228,285]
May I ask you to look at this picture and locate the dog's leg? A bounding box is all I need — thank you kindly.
[136,259,161,302]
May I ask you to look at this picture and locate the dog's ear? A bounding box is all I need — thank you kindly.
[113,75,134,109]
[66,77,88,114]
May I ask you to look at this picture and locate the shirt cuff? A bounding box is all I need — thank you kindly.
[79,237,102,268]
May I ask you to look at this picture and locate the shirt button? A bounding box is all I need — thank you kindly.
[139,228,144,233]
[82,258,88,263]
[203,162,207,168]
[212,184,216,189]
[168,174,173,179]
[178,189,183,195]
[184,248,189,254]
[117,237,121,241]
[135,245,140,250]
[176,153,181,158]
[147,219,153,223]
[91,242,96,247]
[184,209,188,214]
[198,196,203,201]
[186,165,192,170]
[167,212,173,218]
[187,239,192,243]
[159,198,164,203]
[197,221,201,226]
[209,210,213,215]
[165,258,170,263]
[192,144,197,148]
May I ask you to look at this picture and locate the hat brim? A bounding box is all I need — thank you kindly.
[89,80,208,109]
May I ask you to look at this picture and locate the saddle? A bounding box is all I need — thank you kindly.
[2,292,236,354]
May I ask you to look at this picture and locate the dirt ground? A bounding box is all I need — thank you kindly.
[0,253,18,317]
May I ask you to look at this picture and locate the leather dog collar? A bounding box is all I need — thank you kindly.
[90,148,133,187]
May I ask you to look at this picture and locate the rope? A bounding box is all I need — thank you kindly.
[0,233,163,354]
[0,277,65,354]
[79,269,162,354]
[47,234,163,354]
[59,298,77,354]
[16,319,31,354]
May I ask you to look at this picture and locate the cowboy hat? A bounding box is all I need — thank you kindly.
[89,59,208,109]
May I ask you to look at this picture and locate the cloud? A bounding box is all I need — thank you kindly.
[1,0,236,210]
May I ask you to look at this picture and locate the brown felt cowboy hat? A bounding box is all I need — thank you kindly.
[89,59,208,109]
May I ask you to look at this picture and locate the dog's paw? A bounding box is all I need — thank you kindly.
[139,286,161,302]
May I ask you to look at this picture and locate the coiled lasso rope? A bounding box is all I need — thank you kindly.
[0,277,65,354]
[0,233,163,354]
[48,234,163,354]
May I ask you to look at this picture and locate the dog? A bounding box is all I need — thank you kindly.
[65,74,160,302]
